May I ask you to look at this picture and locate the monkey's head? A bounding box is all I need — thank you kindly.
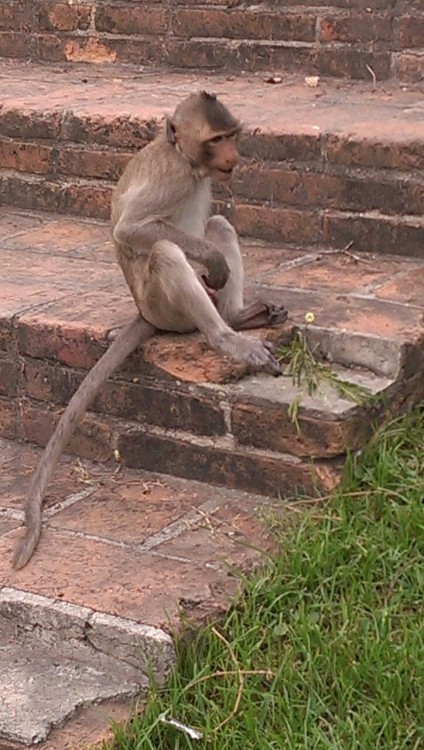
[166,91,241,183]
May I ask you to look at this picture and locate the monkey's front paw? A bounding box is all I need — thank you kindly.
[203,246,230,291]
[239,336,282,377]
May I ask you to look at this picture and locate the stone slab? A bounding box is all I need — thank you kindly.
[0,636,146,746]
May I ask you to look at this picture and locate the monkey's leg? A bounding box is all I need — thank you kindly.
[204,216,287,330]
[139,239,281,376]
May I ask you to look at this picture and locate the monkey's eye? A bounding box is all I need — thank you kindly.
[208,135,224,144]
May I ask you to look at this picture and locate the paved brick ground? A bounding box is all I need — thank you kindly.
[0,435,277,747]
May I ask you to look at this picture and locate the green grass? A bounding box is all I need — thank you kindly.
[105,406,424,750]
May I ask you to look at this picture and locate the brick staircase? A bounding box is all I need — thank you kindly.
[0,3,424,747]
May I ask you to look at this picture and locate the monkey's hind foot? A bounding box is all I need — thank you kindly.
[232,299,288,331]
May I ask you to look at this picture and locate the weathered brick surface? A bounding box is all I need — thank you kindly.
[231,401,369,459]
[0,1,422,80]
[37,2,92,32]
[20,398,114,462]
[319,12,391,43]
[0,1,31,31]
[393,52,424,82]
[394,16,424,49]
[0,31,32,58]
[0,398,16,439]
[0,140,54,175]
[118,429,341,497]
[23,359,228,437]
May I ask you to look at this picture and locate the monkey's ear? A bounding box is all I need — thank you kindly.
[166,116,177,144]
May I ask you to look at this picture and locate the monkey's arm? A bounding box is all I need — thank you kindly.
[13,316,155,569]
[113,213,229,291]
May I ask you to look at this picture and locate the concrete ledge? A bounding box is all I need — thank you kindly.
[0,588,175,744]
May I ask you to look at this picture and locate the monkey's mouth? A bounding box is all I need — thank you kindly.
[215,167,234,181]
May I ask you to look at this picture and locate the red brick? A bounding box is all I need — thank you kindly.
[277,0,390,6]
[165,38,243,70]
[0,174,62,214]
[323,211,424,258]
[396,0,424,9]
[57,146,130,181]
[0,1,30,31]
[316,48,391,79]
[234,168,421,216]
[0,397,16,439]
[165,38,303,72]
[0,32,31,59]
[234,166,300,205]
[60,182,112,219]
[37,2,92,32]
[325,134,424,171]
[138,325,291,385]
[118,430,341,498]
[20,399,113,462]
[393,52,424,82]
[36,34,121,64]
[62,113,154,150]
[289,171,424,217]
[240,132,321,163]
[15,290,132,368]
[0,140,54,175]
[23,359,227,437]
[394,16,424,49]
[319,13,391,43]
[269,44,314,73]
[231,402,371,459]
[0,108,61,141]
[95,6,167,36]
[172,9,316,42]
[234,204,323,245]
[0,358,18,398]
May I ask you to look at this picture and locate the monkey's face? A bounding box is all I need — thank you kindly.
[202,131,241,183]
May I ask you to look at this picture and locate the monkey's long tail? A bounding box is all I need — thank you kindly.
[13,316,155,570]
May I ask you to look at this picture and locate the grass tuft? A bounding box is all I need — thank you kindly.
[104,406,424,750]
[277,329,376,431]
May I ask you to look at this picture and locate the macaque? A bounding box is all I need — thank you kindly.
[13,91,286,569]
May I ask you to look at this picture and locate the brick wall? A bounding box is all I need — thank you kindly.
[0,0,423,81]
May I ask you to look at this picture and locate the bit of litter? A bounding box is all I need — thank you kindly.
[305,76,320,87]
[263,75,282,84]
[366,64,377,90]
[113,449,121,462]
[159,712,203,740]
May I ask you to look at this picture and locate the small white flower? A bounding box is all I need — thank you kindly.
[305,311,315,324]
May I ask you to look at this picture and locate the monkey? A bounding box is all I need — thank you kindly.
[12,91,287,570]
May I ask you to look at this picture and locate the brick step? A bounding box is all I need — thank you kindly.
[1,207,424,497]
[1,0,423,81]
[1,61,423,256]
